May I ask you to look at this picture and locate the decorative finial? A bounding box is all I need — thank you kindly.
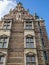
[9,8,12,14]
[40,17,43,20]
[34,11,39,19]
[34,11,37,16]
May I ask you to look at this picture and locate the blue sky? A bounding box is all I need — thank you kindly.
[0,0,49,38]
[20,0,49,38]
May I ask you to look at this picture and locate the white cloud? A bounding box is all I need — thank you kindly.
[0,0,17,20]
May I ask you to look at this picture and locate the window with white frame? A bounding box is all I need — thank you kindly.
[26,55,36,65]
[0,37,8,48]
[26,36,34,48]
[3,21,11,29]
[25,21,32,29]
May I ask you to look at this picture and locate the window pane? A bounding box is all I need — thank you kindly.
[0,37,8,48]
[3,25,7,29]
[31,63,36,65]
[43,51,47,60]
[26,37,33,43]
[3,21,11,29]
[0,43,3,48]
[0,56,4,62]
[4,38,8,42]
[4,23,7,25]
[26,63,30,65]
[7,22,10,25]
[0,38,3,43]
[32,56,35,61]
[26,56,35,62]
[26,43,34,48]
[1,57,4,62]
[7,25,11,29]
[26,25,32,29]
[3,43,7,48]
[26,57,31,62]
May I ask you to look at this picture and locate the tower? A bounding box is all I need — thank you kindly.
[0,2,49,65]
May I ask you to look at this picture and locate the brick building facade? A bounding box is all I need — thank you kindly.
[0,2,49,65]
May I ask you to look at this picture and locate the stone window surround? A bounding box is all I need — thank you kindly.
[26,35,34,48]
[0,35,9,48]
[3,20,12,30]
[24,52,38,65]
[24,34,36,49]
[24,20,34,30]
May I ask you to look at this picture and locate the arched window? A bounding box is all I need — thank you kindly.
[26,35,34,48]
[26,53,36,65]
[0,35,8,48]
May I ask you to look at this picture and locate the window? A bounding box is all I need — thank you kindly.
[26,36,34,48]
[40,29,42,34]
[0,37,8,48]
[25,21,32,29]
[26,55,36,65]
[41,38,44,48]
[0,56,4,62]
[3,21,11,29]
[43,51,47,60]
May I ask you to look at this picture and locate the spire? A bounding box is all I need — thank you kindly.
[15,2,24,12]
[17,2,23,8]
[34,12,37,16]
[34,12,39,19]
[18,2,22,5]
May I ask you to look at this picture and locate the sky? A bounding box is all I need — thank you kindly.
[0,0,49,38]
